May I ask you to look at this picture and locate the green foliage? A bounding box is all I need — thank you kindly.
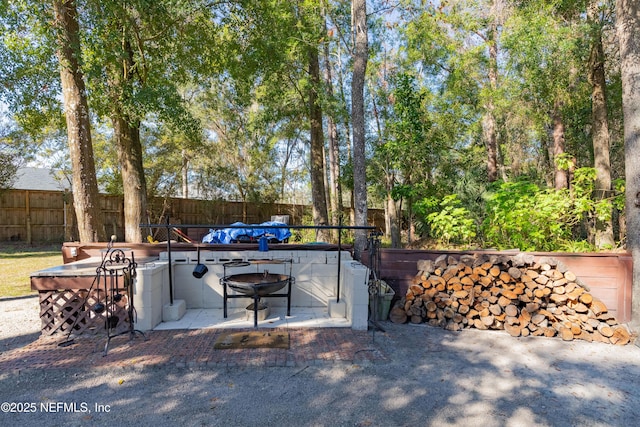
[419,195,477,246]
[559,240,596,253]
[571,167,617,223]
[0,0,628,253]
[0,0,64,139]
[613,179,626,212]
[476,167,623,252]
[288,213,351,244]
[482,180,575,251]
[554,152,575,171]
[0,143,21,191]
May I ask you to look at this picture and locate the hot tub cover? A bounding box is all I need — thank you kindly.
[202,221,291,244]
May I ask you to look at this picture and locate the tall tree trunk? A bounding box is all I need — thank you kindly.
[335,43,354,227]
[483,8,499,183]
[386,173,400,247]
[182,149,189,199]
[482,109,498,183]
[551,101,569,189]
[327,112,342,233]
[588,2,615,249]
[351,0,368,259]
[113,114,147,243]
[53,0,105,243]
[371,72,399,247]
[322,23,343,230]
[107,36,147,243]
[616,0,640,328]
[308,45,330,242]
[322,144,331,231]
[279,137,295,202]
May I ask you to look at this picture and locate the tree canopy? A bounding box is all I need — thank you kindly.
[0,0,633,253]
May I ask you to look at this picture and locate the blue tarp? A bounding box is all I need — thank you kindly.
[201,221,291,244]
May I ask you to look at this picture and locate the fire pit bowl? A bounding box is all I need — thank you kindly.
[221,260,294,327]
[224,272,290,297]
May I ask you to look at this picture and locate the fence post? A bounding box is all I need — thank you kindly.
[25,190,32,244]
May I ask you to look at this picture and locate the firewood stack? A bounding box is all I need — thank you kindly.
[389,253,633,345]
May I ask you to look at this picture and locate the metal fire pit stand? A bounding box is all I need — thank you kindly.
[367,231,385,335]
[221,259,293,328]
[96,248,147,356]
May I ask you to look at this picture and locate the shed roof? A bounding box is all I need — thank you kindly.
[12,167,71,191]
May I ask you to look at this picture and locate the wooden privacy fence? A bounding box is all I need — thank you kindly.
[0,189,386,243]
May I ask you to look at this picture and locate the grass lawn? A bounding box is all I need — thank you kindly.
[0,243,64,298]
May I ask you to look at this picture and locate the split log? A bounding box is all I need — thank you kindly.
[489,304,502,316]
[564,271,577,282]
[481,314,495,326]
[504,323,521,337]
[597,322,614,338]
[610,326,632,346]
[389,306,407,324]
[417,259,436,274]
[579,293,593,305]
[401,253,631,345]
[508,266,522,279]
[504,304,519,317]
[560,327,574,341]
[590,299,608,316]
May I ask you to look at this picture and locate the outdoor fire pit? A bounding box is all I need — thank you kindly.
[221,260,293,327]
[225,271,290,296]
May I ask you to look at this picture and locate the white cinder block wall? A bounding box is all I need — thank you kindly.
[135,249,370,330]
[340,260,370,330]
[132,260,168,331]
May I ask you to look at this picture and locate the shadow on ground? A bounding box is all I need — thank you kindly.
[1,322,639,426]
[0,331,41,353]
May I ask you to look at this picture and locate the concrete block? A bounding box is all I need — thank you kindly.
[291,279,314,307]
[170,252,191,262]
[310,278,336,307]
[201,251,219,263]
[133,261,168,330]
[202,281,223,308]
[173,264,203,308]
[350,303,369,330]
[307,253,328,264]
[312,263,339,278]
[328,299,346,318]
[326,251,353,262]
[291,263,313,282]
[163,299,186,321]
[245,302,270,321]
[216,251,247,261]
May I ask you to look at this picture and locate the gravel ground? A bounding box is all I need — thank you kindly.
[0,296,41,352]
[3,296,640,426]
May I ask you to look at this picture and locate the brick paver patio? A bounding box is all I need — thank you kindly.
[0,328,386,371]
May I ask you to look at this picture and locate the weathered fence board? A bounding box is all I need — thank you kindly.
[1,189,385,242]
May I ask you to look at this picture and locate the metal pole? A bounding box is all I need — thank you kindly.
[140,223,376,232]
[166,215,174,305]
[336,218,342,303]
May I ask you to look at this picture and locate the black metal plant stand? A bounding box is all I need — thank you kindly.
[368,231,385,333]
[95,247,147,356]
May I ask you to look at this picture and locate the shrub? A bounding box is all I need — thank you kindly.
[482,178,587,251]
[422,194,477,246]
